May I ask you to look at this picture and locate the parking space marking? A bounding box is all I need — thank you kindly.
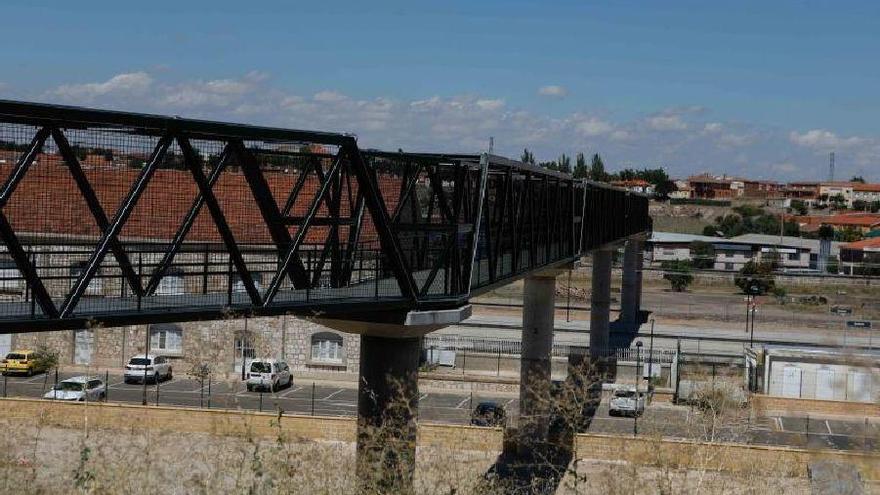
[418,393,428,401]
[504,399,515,407]
[455,397,469,409]
[322,389,344,400]
[825,420,832,435]
[280,385,304,398]
[25,374,51,383]
[775,417,783,431]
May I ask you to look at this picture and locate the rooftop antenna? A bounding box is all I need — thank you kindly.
[829,151,835,182]
[488,136,494,154]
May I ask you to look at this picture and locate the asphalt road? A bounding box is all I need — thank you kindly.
[3,371,876,453]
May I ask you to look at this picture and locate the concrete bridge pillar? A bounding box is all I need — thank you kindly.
[518,272,556,456]
[620,239,644,327]
[356,335,420,494]
[590,248,613,362]
[316,306,471,494]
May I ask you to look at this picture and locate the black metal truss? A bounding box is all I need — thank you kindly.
[0,100,650,330]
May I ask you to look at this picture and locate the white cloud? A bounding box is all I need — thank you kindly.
[538,85,568,98]
[52,72,152,101]
[29,71,880,180]
[645,113,688,131]
[789,129,866,149]
[313,90,348,103]
[475,98,504,111]
[572,116,613,137]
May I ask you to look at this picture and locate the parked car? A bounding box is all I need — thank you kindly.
[245,359,292,392]
[123,355,173,384]
[470,401,507,427]
[609,387,647,417]
[43,376,106,401]
[1,350,49,376]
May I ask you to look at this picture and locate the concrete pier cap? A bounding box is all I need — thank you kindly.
[315,304,472,337]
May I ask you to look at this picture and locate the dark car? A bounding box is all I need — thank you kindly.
[471,401,507,427]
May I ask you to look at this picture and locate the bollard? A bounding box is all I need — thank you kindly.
[104,370,109,402]
[311,382,316,416]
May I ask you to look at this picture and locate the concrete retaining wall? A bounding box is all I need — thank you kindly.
[752,394,880,418]
[1,398,876,480]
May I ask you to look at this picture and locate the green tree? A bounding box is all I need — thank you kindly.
[573,152,588,179]
[734,260,775,295]
[789,199,808,216]
[688,241,715,269]
[662,260,694,292]
[852,200,868,211]
[851,175,866,183]
[557,153,571,173]
[520,148,535,165]
[589,153,606,182]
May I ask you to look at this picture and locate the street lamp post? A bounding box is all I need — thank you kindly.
[634,341,643,436]
[648,319,655,380]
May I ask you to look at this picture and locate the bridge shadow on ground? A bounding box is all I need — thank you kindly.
[479,369,613,493]
[609,310,652,349]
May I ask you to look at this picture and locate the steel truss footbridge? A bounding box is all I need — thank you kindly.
[0,100,650,331]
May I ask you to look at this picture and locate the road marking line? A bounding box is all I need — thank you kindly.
[322,389,344,400]
[825,420,832,435]
[25,374,50,383]
[505,399,515,406]
[775,417,783,431]
[418,393,428,401]
[455,397,469,409]
[280,385,304,398]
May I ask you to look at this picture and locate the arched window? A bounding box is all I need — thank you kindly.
[156,267,185,296]
[311,332,343,363]
[233,271,263,293]
[70,261,102,296]
[149,323,183,353]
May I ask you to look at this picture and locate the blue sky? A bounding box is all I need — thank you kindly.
[3,0,879,180]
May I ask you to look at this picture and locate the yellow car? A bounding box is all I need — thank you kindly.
[1,350,48,376]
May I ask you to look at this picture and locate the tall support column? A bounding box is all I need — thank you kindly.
[590,249,613,361]
[357,335,421,494]
[518,273,556,456]
[620,240,643,326]
[634,240,644,312]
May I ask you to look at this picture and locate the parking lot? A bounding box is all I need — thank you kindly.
[0,371,517,424]
[1,372,876,452]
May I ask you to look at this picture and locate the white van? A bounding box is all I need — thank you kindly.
[245,359,292,392]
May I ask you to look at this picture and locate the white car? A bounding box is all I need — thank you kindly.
[123,354,173,384]
[609,387,647,417]
[43,376,106,402]
[245,359,292,392]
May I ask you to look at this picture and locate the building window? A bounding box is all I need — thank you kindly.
[150,323,183,353]
[311,332,343,363]
[156,268,185,295]
[233,272,263,293]
[724,263,734,270]
[787,252,799,261]
[0,258,21,293]
[70,261,103,296]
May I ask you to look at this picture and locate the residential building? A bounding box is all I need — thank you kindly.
[742,179,782,199]
[610,179,655,195]
[852,183,880,207]
[839,237,880,275]
[794,213,880,234]
[687,173,743,199]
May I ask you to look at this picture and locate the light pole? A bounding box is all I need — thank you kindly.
[634,341,643,436]
[648,318,655,380]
